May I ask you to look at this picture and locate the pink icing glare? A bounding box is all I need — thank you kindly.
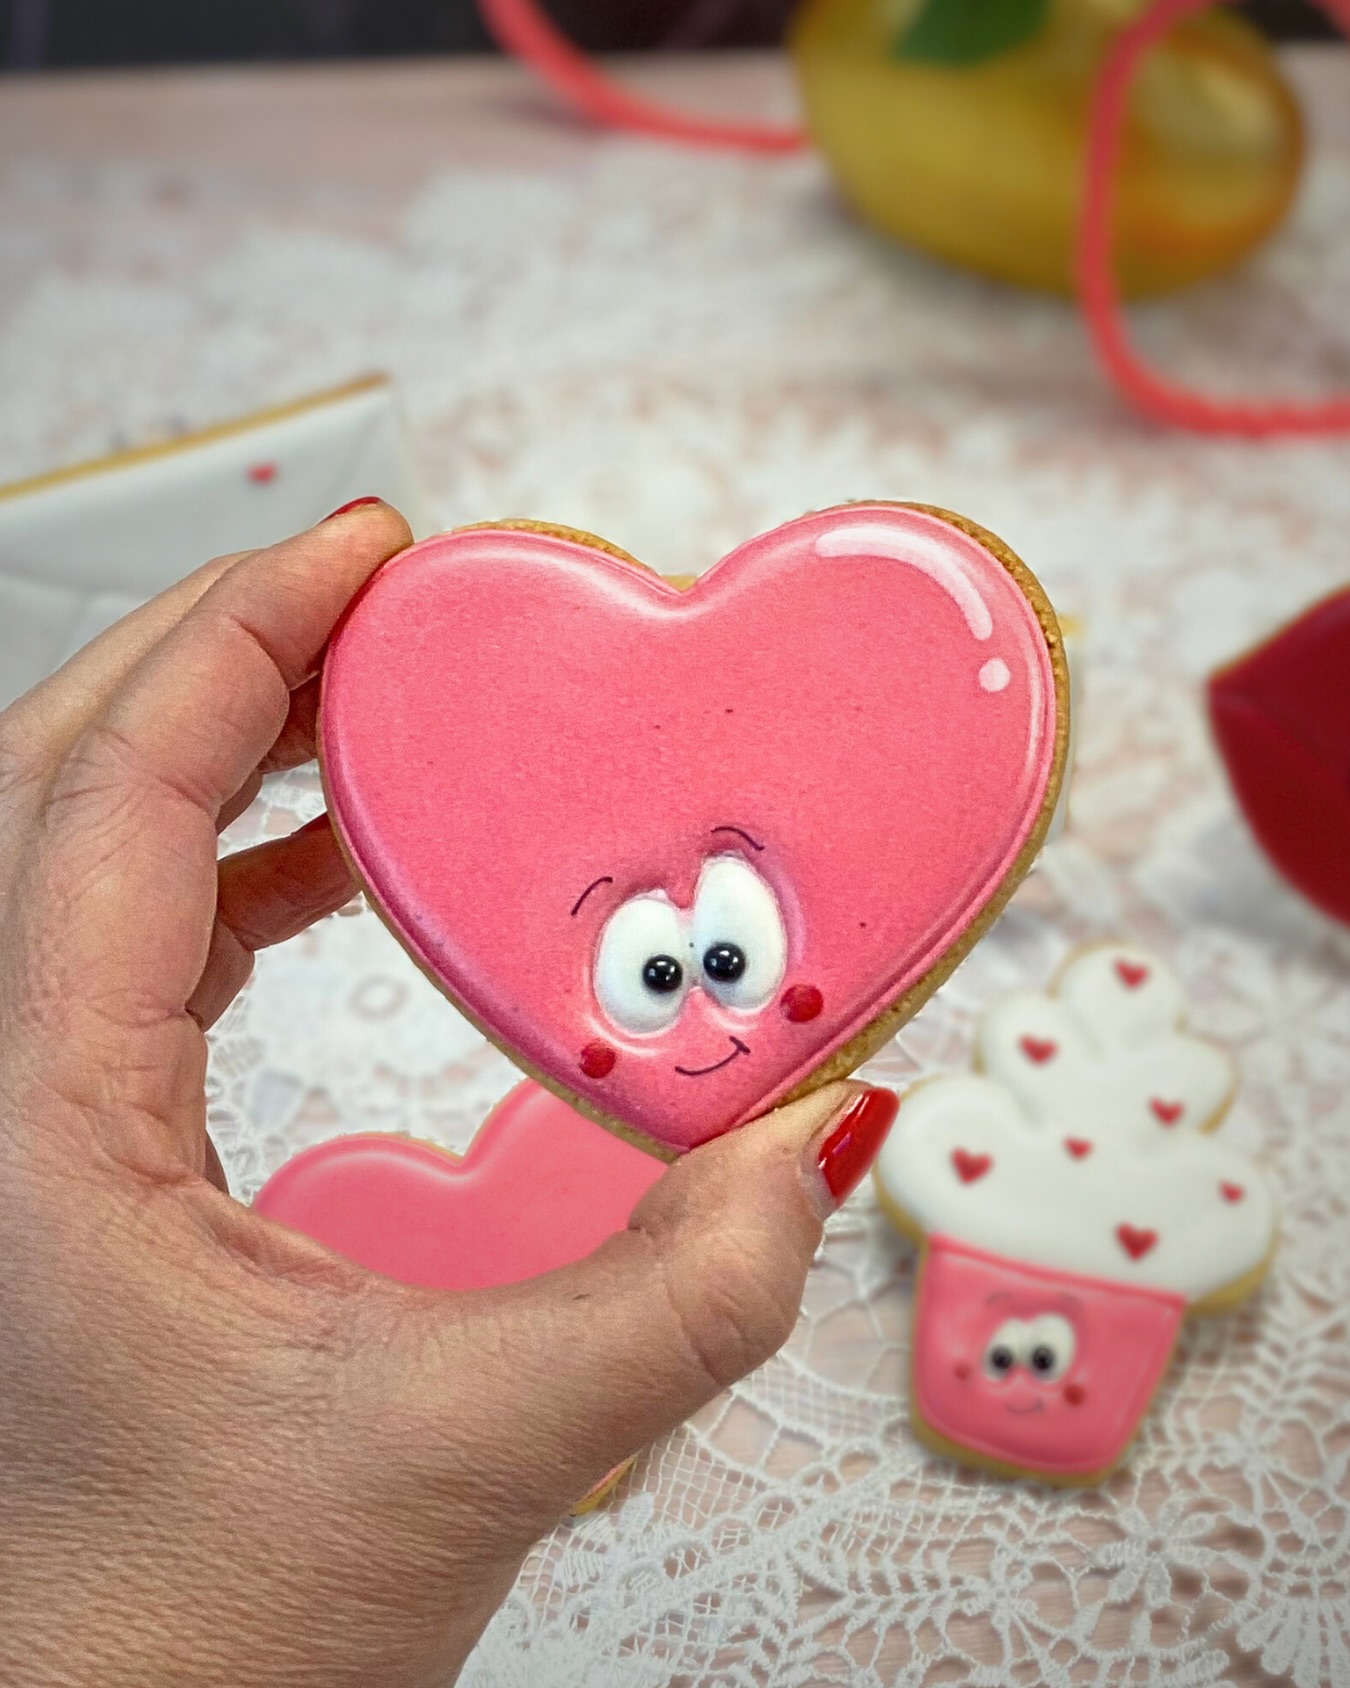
[321,504,1060,1153]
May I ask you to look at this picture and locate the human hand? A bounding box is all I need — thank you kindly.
[0,503,897,1688]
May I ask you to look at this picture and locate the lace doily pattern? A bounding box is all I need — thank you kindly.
[8,51,1350,1685]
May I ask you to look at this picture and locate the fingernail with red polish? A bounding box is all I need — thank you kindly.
[815,1085,898,1208]
[322,496,382,522]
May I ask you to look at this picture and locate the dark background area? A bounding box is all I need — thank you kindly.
[1,0,1338,72]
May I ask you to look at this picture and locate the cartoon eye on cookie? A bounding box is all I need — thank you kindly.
[875,1062,1278,1484]
[979,1313,1076,1385]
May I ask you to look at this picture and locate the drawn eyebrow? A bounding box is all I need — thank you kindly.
[1054,1294,1082,1314]
[985,1291,1012,1305]
[570,876,614,918]
[711,825,765,852]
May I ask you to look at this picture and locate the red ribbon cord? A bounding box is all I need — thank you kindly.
[480,0,1350,436]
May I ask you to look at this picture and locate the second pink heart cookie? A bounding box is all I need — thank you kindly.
[322,503,1069,1155]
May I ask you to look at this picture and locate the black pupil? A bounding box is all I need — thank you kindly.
[989,1345,1014,1373]
[1030,1345,1056,1374]
[703,943,747,983]
[642,955,683,994]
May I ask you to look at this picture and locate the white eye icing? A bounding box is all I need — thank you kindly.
[1025,1314,1076,1382]
[982,1319,1028,1381]
[594,895,691,1034]
[689,855,787,1013]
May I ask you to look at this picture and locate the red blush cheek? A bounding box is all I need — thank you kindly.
[781,984,823,1023]
[580,1041,617,1079]
[1064,1382,1086,1407]
[954,1361,971,1381]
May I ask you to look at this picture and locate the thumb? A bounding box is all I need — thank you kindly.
[411,1079,896,1526]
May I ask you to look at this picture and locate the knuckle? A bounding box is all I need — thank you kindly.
[44,724,142,826]
[658,1229,799,1394]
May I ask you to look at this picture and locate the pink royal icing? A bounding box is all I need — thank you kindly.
[322,505,1061,1153]
[253,1080,663,1291]
[913,1237,1186,1479]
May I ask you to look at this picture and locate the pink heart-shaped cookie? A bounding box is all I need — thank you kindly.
[322,503,1066,1154]
[253,1081,663,1291]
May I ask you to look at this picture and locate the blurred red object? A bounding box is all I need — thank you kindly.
[1079,0,1350,437]
[479,0,1350,438]
[1208,587,1350,925]
[477,0,805,150]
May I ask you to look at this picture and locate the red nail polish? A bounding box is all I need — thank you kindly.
[322,496,382,522]
[816,1086,898,1205]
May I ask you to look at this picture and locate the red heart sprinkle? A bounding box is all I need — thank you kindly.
[1150,1099,1183,1126]
[1064,1138,1093,1158]
[952,1149,992,1184]
[248,462,278,484]
[1115,959,1149,989]
[1116,1223,1158,1261]
[1220,1182,1246,1203]
[1019,1035,1057,1064]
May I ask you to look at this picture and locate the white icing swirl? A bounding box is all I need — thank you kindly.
[876,1074,1276,1302]
[977,945,1234,1144]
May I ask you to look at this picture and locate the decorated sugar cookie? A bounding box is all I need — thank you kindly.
[976,943,1235,1144]
[875,1073,1277,1484]
[254,1080,663,1292]
[321,503,1068,1157]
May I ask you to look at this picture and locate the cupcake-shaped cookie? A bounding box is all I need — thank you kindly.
[876,1069,1277,1483]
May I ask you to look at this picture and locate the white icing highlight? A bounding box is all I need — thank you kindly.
[816,522,994,641]
[977,945,1234,1144]
[876,1074,1275,1302]
[979,658,1011,693]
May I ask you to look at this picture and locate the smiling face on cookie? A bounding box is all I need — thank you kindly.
[321,504,1064,1154]
[913,1240,1186,1478]
[582,849,795,1084]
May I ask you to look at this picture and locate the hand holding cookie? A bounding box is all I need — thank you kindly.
[0,503,895,1688]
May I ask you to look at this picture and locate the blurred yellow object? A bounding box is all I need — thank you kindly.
[789,0,1304,296]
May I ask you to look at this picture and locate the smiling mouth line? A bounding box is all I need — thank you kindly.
[1005,1400,1047,1415]
[675,1037,750,1078]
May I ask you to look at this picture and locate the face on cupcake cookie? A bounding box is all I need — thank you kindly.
[321,504,1066,1155]
[977,944,1235,1145]
[911,1240,1186,1476]
[876,1073,1277,1481]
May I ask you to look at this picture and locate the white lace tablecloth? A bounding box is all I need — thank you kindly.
[5,47,1350,1687]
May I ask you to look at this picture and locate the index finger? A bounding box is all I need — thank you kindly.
[20,502,412,1028]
